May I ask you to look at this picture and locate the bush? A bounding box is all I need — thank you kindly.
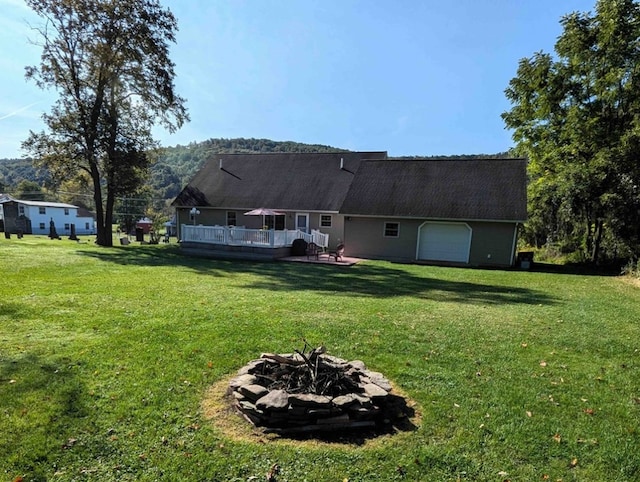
[622,259,640,278]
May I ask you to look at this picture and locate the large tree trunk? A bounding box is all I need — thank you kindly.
[104,187,116,247]
[591,219,604,265]
[91,164,112,247]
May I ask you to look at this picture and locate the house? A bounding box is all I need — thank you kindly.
[0,195,96,236]
[172,153,527,267]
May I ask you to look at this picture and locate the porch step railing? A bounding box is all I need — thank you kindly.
[181,225,329,249]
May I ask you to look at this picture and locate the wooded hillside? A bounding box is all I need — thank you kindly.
[0,138,348,201]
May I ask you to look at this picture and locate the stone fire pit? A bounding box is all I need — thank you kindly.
[228,346,410,434]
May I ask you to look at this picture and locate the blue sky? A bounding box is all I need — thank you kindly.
[1,0,597,159]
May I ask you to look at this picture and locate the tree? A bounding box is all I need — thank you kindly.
[503,0,640,264]
[23,0,188,246]
[14,180,45,201]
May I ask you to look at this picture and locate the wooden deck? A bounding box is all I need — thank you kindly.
[179,242,360,265]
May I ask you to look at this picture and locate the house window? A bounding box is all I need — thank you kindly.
[39,207,46,215]
[265,215,285,230]
[384,222,400,238]
[39,223,45,230]
[19,205,25,216]
[226,211,237,226]
[85,223,90,230]
[64,208,69,215]
[64,223,70,231]
[320,215,332,228]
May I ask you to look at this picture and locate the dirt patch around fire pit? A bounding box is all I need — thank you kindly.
[201,352,422,448]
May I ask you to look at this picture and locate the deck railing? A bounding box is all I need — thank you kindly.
[181,225,329,249]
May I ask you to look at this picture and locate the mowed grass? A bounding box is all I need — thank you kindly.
[1,236,639,481]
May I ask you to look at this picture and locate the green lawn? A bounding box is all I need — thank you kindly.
[1,236,639,481]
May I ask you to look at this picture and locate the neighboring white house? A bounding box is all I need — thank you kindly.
[0,195,96,236]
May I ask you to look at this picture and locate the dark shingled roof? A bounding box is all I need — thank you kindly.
[173,151,387,211]
[339,158,527,221]
[174,154,527,222]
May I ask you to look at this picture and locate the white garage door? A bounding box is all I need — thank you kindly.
[418,222,471,263]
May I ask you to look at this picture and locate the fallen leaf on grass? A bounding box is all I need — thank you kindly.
[583,408,595,415]
[570,458,578,468]
[553,433,562,443]
[266,463,280,482]
[62,438,77,449]
[526,411,533,418]
[540,361,547,367]
[576,438,598,445]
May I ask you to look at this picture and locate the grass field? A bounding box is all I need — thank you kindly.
[1,236,639,481]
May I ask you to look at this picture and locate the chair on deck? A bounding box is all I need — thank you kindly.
[327,243,345,262]
[306,242,320,260]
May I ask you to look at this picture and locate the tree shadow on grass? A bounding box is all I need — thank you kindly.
[531,261,622,277]
[77,246,557,306]
[0,352,92,480]
[0,301,40,320]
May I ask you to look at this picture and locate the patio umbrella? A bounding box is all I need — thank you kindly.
[244,208,285,228]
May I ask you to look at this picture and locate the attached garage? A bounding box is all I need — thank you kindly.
[417,222,471,263]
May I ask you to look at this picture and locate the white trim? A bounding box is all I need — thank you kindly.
[320,214,333,228]
[172,205,342,216]
[14,200,77,209]
[383,221,400,238]
[510,223,519,266]
[341,214,525,223]
[295,212,309,233]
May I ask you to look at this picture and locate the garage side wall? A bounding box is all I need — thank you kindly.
[467,221,517,267]
[344,217,422,263]
[345,217,517,266]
